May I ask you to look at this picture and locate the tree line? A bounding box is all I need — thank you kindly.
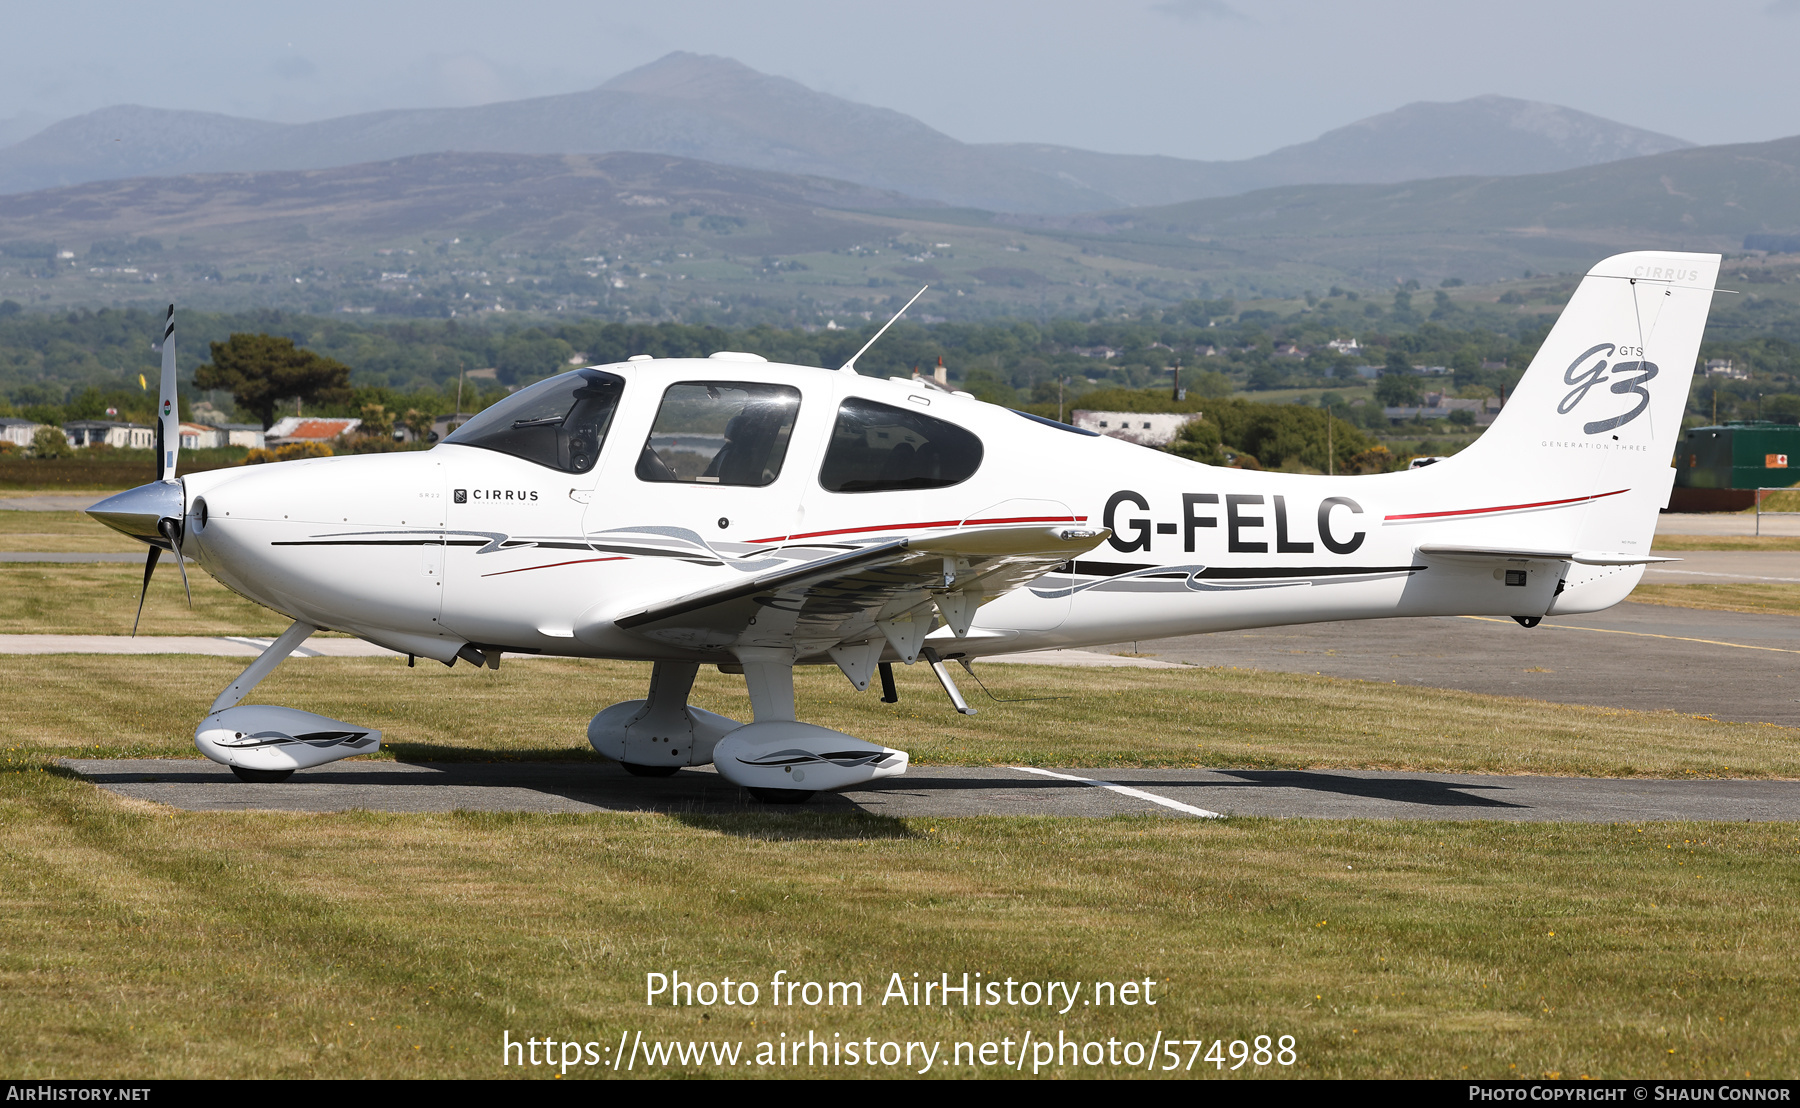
[3,300,1799,435]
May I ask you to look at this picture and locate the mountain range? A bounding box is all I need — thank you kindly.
[1,127,1794,326]
[0,53,1694,213]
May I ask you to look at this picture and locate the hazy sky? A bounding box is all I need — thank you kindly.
[3,0,1797,160]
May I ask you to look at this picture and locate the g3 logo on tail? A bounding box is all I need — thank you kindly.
[1559,342,1658,435]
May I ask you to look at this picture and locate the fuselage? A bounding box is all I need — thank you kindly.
[176,355,1657,668]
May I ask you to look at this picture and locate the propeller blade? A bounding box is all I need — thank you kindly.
[158,517,191,608]
[132,545,162,638]
[155,305,178,483]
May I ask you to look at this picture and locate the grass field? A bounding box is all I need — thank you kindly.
[0,509,140,553]
[0,562,290,636]
[7,518,1800,1078]
[1651,535,1800,552]
[1631,584,1800,618]
[3,763,1797,1079]
[7,653,1799,779]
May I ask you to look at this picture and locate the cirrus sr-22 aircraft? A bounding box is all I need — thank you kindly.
[88,250,1719,801]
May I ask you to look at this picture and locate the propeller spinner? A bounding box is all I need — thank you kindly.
[86,305,190,634]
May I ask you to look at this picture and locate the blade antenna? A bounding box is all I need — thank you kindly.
[159,518,192,608]
[132,547,162,637]
[838,286,929,374]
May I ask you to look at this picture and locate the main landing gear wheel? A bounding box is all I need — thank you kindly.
[620,762,682,778]
[230,766,294,783]
[747,787,813,805]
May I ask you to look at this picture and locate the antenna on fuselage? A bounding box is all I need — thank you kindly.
[838,285,929,374]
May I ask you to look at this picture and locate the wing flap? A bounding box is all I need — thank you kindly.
[609,524,1109,653]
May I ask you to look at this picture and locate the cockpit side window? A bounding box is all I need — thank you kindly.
[440,369,623,474]
[636,381,801,487]
[818,397,984,493]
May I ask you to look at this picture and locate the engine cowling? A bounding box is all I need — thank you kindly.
[195,705,381,772]
[712,722,908,793]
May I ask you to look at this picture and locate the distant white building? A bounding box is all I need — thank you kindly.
[0,417,50,449]
[1326,338,1361,355]
[179,422,221,450]
[221,425,266,450]
[1705,358,1748,381]
[1071,410,1202,447]
[63,421,154,449]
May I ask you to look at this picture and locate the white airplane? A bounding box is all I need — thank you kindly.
[89,250,1719,801]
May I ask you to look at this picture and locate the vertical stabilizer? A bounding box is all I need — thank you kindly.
[1434,252,1719,610]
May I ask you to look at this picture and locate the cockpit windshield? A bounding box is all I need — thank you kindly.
[441,368,623,473]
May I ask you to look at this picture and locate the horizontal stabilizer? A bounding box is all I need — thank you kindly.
[1417,544,1678,566]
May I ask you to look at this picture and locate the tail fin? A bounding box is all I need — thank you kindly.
[1449,250,1717,543]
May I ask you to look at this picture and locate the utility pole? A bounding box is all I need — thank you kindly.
[1058,376,1066,423]
[1327,411,1334,476]
[456,363,466,422]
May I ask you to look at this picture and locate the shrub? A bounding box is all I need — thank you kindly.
[31,426,73,459]
[245,442,335,465]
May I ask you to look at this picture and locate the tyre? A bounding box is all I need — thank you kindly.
[747,787,813,804]
[621,762,682,778]
[230,766,294,783]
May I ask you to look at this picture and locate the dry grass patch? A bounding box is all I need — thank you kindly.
[1653,535,1800,552]
[1631,584,1800,619]
[7,655,1800,779]
[0,562,290,635]
[2,765,1798,1078]
[0,510,140,553]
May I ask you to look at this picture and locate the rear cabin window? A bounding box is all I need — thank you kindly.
[635,381,801,487]
[818,397,984,493]
[440,369,622,474]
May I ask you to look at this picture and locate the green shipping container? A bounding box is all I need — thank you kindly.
[1671,422,1800,510]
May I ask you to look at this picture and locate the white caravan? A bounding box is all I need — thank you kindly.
[89,251,1719,801]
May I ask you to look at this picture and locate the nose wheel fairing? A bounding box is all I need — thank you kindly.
[196,705,381,773]
[190,621,384,778]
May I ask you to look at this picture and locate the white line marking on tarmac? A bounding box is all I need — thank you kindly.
[1010,766,1223,818]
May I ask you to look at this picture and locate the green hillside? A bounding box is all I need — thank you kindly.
[2,135,1800,324]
